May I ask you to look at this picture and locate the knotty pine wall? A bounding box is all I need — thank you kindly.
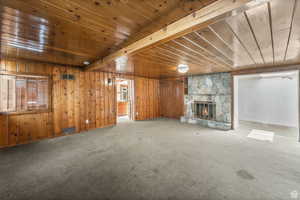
[0,58,164,148]
[135,77,160,120]
[0,58,117,147]
[52,67,117,136]
[160,80,184,119]
[0,114,8,147]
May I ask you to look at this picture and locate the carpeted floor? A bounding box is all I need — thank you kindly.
[1,119,300,200]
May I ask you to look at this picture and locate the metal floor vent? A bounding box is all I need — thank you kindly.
[62,127,76,134]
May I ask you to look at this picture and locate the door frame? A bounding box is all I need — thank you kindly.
[231,69,300,142]
[115,78,135,122]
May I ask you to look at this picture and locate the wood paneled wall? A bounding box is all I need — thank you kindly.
[52,68,116,137]
[135,77,160,120]
[160,80,184,119]
[0,58,165,148]
[0,114,8,147]
[6,113,53,146]
[0,58,116,148]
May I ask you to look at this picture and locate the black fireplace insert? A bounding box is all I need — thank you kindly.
[193,101,216,120]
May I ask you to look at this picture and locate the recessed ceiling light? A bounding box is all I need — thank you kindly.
[177,64,189,73]
[83,61,90,65]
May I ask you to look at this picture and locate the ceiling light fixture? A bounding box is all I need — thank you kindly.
[177,64,189,73]
[83,61,90,65]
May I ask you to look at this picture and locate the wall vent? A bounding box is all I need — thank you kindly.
[62,127,76,134]
[61,74,75,80]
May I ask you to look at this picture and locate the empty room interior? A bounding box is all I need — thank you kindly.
[1,0,300,199]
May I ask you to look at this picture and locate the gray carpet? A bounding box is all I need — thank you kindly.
[1,119,300,200]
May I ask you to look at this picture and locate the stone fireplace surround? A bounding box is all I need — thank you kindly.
[181,73,232,130]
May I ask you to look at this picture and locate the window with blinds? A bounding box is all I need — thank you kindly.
[0,74,49,113]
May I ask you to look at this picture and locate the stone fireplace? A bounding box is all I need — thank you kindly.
[181,73,232,130]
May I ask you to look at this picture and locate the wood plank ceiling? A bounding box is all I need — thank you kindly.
[0,0,216,66]
[1,0,300,78]
[131,0,300,78]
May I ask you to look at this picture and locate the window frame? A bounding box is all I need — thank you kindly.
[0,71,52,115]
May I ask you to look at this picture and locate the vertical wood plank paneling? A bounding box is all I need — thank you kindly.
[104,73,109,125]
[18,115,28,144]
[67,67,75,129]
[108,73,113,125]
[6,60,17,72]
[144,78,147,119]
[135,77,141,120]
[32,114,40,140]
[18,61,26,73]
[61,67,69,131]
[0,58,118,148]
[134,77,160,121]
[149,79,154,119]
[155,79,160,118]
[95,72,101,128]
[146,78,150,119]
[74,70,81,133]
[8,116,18,146]
[160,80,184,119]
[46,113,53,138]
[109,73,115,125]
[0,115,8,147]
[86,72,91,129]
[52,66,62,136]
[79,71,86,131]
[153,80,157,118]
[90,72,97,129]
[0,58,172,148]
[100,72,105,127]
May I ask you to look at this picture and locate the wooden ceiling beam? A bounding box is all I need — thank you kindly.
[85,0,258,71]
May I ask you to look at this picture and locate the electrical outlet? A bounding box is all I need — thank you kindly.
[86,119,89,124]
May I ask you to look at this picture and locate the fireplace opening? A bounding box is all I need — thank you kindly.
[193,101,216,120]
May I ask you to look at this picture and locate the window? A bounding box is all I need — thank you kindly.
[0,74,50,113]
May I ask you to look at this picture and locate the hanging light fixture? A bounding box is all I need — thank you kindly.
[177,64,189,73]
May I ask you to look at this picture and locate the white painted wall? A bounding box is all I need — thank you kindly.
[237,72,298,128]
[233,76,239,129]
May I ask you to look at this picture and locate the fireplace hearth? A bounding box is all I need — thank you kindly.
[193,101,216,120]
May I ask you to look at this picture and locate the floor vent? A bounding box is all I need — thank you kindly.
[62,127,76,134]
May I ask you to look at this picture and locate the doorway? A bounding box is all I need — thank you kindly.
[116,78,134,123]
[233,70,299,142]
